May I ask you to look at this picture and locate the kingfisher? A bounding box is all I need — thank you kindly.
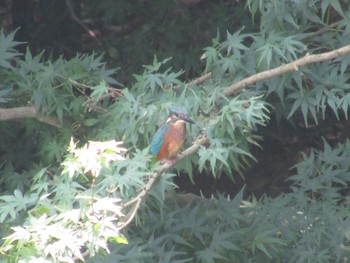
[149,107,195,162]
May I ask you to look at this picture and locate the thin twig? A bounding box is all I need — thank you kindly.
[65,0,102,46]
[84,87,123,112]
[301,21,340,40]
[173,72,212,91]
[62,76,123,112]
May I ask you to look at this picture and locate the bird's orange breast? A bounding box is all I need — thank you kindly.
[156,122,186,160]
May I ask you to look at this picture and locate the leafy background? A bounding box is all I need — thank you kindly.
[1,0,350,262]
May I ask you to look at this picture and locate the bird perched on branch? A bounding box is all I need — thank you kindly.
[149,107,195,163]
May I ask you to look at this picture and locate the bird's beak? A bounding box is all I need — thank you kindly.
[181,115,195,124]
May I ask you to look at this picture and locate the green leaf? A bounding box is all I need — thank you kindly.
[90,81,109,99]
[0,29,22,68]
[110,235,129,244]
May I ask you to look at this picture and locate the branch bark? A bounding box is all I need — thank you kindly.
[0,106,61,128]
[223,44,350,96]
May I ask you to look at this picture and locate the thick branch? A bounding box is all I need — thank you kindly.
[0,106,61,127]
[223,44,350,96]
[177,22,340,93]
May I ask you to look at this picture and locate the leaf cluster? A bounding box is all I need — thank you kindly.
[0,31,121,187]
[0,140,130,261]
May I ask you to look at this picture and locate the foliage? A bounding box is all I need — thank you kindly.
[87,140,350,263]
[1,140,128,262]
[89,170,350,263]
[0,0,350,262]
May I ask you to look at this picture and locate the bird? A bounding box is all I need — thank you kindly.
[149,107,195,162]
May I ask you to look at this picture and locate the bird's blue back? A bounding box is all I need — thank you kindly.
[149,123,171,155]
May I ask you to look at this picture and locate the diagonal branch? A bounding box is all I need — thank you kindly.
[224,44,350,96]
[118,134,208,230]
[175,22,342,94]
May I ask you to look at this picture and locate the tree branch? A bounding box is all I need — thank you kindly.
[119,43,350,230]
[118,134,208,230]
[173,72,211,91]
[223,44,350,97]
[0,106,61,128]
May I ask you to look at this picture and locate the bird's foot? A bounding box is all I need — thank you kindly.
[161,158,177,166]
